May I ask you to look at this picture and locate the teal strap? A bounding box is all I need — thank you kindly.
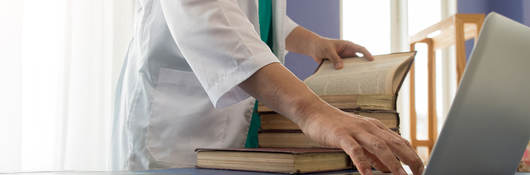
[245,0,273,148]
[245,101,261,148]
[258,0,273,49]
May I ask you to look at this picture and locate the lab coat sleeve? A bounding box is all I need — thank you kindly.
[272,0,299,63]
[160,0,278,108]
[160,0,280,108]
[283,16,299,45]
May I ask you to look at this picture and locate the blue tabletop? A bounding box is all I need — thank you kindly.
[149,168,358,174]
[150,168,530,175]
[7,168,530,175]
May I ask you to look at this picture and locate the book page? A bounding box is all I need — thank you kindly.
[304,52,414,96]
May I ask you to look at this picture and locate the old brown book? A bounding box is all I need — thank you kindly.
[196,148,352,174]
[258,52,415,113]
[258,129,398,148]
[260,111,399,130]
[258,130,321,148]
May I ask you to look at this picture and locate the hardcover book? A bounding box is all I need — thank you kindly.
[196,148,352,174]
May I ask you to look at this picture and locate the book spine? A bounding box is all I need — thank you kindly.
[260,112,399,130]
[258,129,399,148]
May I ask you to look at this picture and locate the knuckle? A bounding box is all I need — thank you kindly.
[360,118,379,129]
[326,46,336,52]
[331,127,349,137]
[402,138,413,146]
[371,139,387,150]
[412,156,424,166]
[366,117,382,125]
[363,117,377,122]
[356,119,370,127]
[350,146,364,156]
[318,46,328,54]
[390,138,404,146]
[409,159,424,169]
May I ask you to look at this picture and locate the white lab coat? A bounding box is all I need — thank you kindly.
[111,0,298,170]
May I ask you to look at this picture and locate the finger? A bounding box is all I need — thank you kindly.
[356,46,375,61]
[340,137,373,175]
[364,117,401,138]
[364,150,391,173]
[345,43,374,61]
[338,42,362,58]
[367,126,424,175]
[327,48,344,69]
[364,118,424,174]
[355,133,407,175]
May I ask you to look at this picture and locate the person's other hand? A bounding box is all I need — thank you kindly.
[298,105,424,175]
[310,38,375,69]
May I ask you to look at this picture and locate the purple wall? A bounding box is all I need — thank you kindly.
[525,0,530,25]
[458,0,530,59]
[285,0,341,80]
[458,0,490,14]
[489,0,525,23]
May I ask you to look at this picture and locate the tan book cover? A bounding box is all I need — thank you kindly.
[196,148,352,174]
[260,110,399,130]
[258,129,398,148]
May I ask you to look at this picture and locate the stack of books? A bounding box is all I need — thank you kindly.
[257,52,415,148]
[196,52,416,174]
[257,105,400,148]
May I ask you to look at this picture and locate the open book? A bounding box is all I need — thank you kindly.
[259,52,415,112]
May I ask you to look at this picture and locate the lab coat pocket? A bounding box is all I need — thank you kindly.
[146,68,227,167]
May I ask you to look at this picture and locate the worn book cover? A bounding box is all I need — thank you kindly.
[257,129,399,148]
[196,148,352,174]
[260,110,399,131]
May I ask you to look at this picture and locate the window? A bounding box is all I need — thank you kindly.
[342,0,391,55]
[342,0,456,161]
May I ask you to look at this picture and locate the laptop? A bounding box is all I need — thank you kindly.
[329,11,530,175]
[417,12,530,174]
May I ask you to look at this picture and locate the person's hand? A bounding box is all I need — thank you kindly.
[239,63,424,174]
[250,26,423,174]
[310,38,375,69]
[297,103,424,175]
[285,27,374,69]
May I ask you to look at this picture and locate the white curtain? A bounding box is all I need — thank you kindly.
[0,0,134,172]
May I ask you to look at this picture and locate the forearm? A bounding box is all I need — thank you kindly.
[240,63,423,175]
[285,26,322,57]
[240,28,423,175]
[239,62,332,128]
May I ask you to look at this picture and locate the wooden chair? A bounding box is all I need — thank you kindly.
[408,14,485,155]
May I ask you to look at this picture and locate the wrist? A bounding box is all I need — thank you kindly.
[286,26,325,58]
[308,36,326,58]
[290,95,336,131]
